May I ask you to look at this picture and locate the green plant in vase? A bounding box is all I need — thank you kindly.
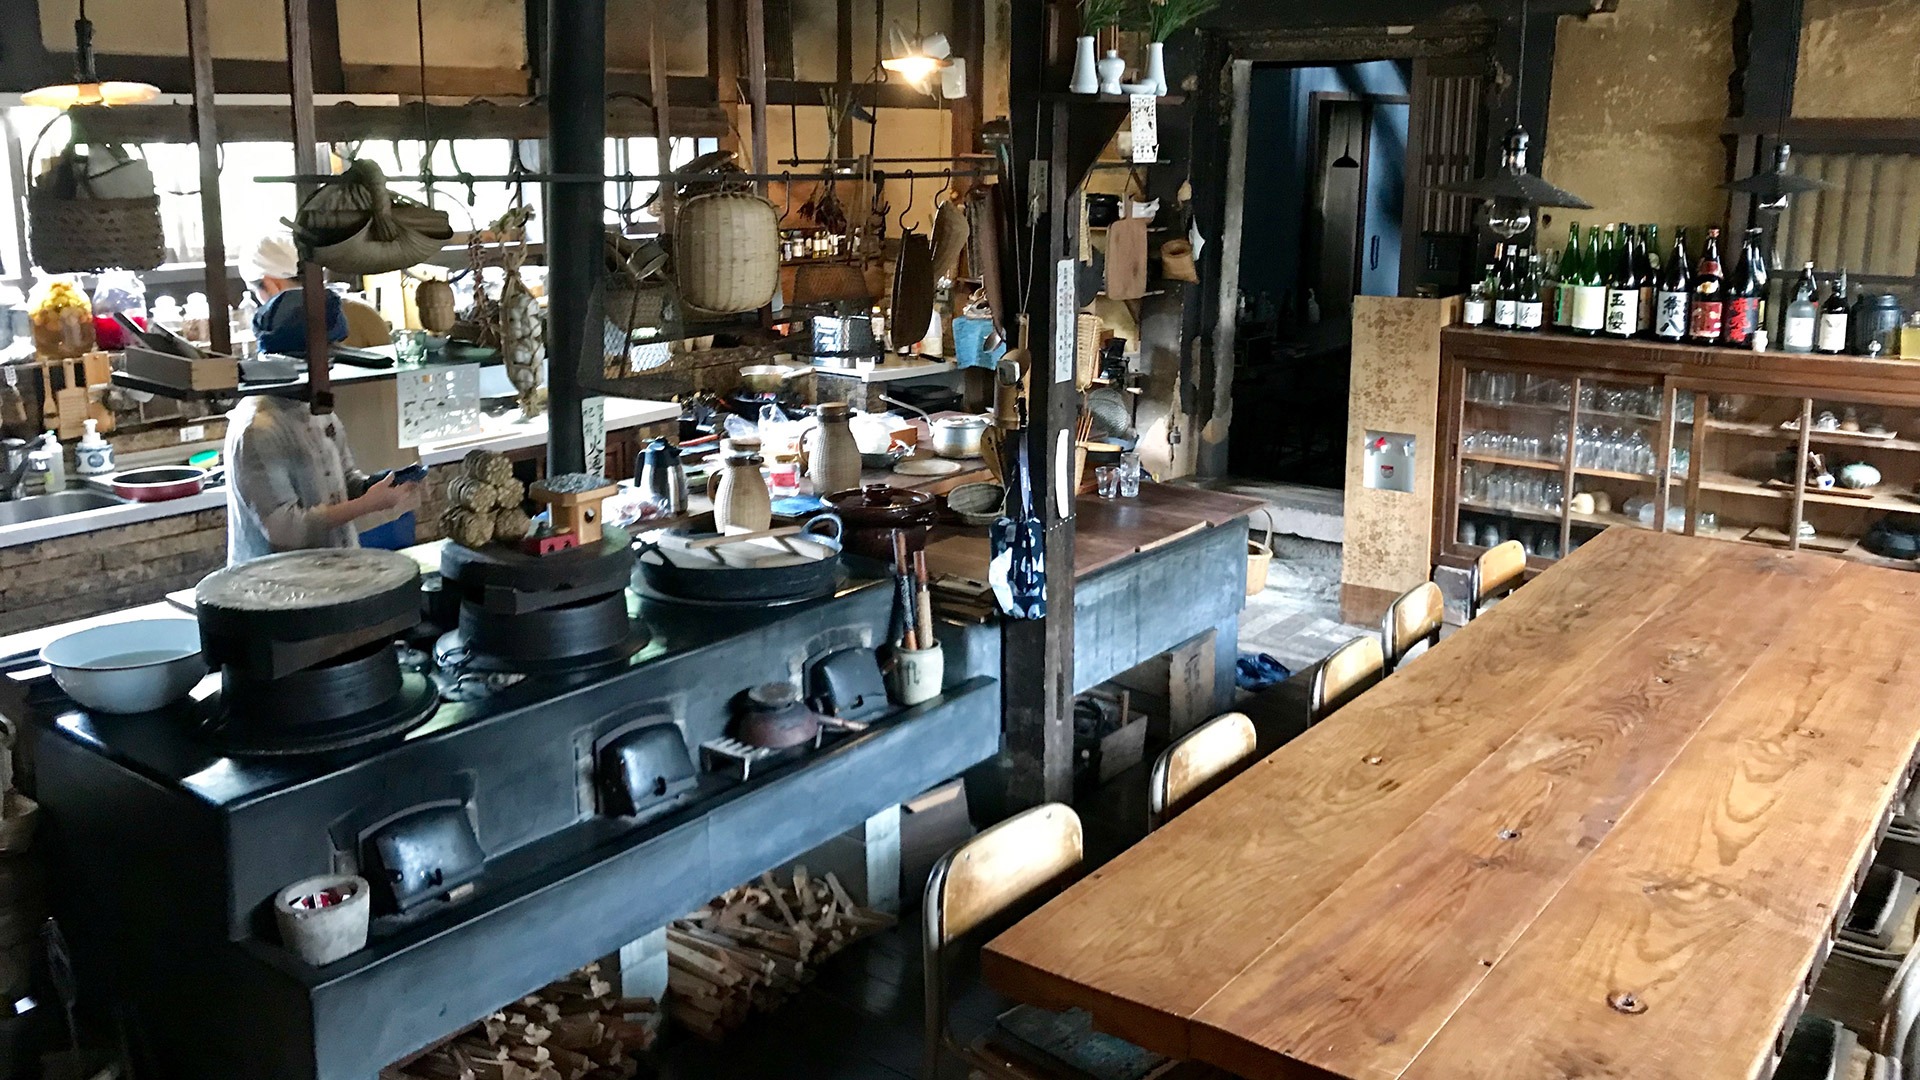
[1137,0,1220,94]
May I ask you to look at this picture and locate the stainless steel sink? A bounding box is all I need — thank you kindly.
[0,489,127,526]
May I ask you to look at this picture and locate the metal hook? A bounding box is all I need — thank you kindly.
[779,170,795,220]
[898,169,917,231]
[937,168,955,205]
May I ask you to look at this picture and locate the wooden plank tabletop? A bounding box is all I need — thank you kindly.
[915,483,1262,584]
[982,528,1920,1080]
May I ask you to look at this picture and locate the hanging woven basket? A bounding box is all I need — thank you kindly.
[29,192,165,273]
[675,191,780,316]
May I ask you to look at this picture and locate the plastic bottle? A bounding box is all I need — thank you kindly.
[75,419,114,476]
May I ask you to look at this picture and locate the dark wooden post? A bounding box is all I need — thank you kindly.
[284,0,332,414]
[544,0,606,475]
[184,0,229,357]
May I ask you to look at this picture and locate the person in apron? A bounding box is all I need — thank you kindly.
[223,392,416,564]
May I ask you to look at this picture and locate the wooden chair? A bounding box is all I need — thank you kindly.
[1308,635,1384,727]
[1381,581,1444,674]
[1148,712,1257,831]
[1469,539,1527,620]
[924,804,1085,1079]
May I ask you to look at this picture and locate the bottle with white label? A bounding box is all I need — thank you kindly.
[1491,245,1518,329]
[1782,262,1818,353]
[1462,281,1488,327]
[1516,252,1545,331]
[1603,226,1641,338]
[1817,267,1851,354]
[1654,228,1692,341]
[1569,227,1607,335]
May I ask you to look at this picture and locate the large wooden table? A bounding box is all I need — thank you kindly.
[983,527,1920,1079]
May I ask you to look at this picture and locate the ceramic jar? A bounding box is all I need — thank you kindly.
[808,402,862,498]
[714,437,772,532]
[825,484,938,561]
[1097,50,1126,96]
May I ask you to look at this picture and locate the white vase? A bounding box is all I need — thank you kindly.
[1097,49,1126,96]
[1146,41,1169,96]
[1069,36,1099,94]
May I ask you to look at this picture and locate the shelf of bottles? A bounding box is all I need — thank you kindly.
[1454,368,1689,565]
[1460,220,1915,359]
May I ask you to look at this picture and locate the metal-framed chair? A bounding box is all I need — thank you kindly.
[923,804,1085,1079]
[1469,539,1527,620]
[1308,635,1384,727]
[1381,581,1444,673]
[1147,712,1257,832]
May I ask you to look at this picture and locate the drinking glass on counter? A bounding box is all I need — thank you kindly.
[1096,466,1120,498]
[1118,454,1142,498]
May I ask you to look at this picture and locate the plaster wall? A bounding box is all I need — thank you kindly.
[1539,0,1736,236]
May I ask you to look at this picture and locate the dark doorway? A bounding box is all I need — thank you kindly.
[1228,61,1412,489]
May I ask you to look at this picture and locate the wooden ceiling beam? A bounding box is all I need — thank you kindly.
[67,101,730,144]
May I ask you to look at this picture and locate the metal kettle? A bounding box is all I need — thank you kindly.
[636,437,687,514]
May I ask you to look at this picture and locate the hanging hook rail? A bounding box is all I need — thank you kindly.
[255,169,992,185]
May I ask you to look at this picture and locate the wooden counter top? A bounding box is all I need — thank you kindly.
[983,527,1920,1078]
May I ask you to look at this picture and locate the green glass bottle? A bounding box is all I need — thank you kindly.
[1553,223,1581,329]
[1570,224,1607,334]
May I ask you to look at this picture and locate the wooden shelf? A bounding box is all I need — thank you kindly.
[1570,509,1643,531]
[1460,452,1560,471]
[1459,500,1561,525]
[1742,525,1857,554]
[1707,418,1920,452]
[1574,466,1657,482]
[1840,542,1920,572]
[1698,471,1920,512]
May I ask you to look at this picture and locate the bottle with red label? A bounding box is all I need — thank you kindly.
[1723,226,1767,347]
[1688,227,1726,344]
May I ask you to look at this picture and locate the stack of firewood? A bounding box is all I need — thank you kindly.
[665,867,895,1040]
[383,965,659,1080]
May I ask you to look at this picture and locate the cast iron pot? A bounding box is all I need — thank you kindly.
[636,514,844,602]
[825,485,937,561]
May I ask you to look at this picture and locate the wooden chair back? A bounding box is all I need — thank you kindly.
[1309,635,1384,726]
[1382,581,1444,673]
[1469,540,1527,619]
[923,804,1083,1078]
[1148,712,1258,831]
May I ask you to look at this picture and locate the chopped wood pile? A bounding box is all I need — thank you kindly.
[666,867,895,1040]
[382,965,658,1080]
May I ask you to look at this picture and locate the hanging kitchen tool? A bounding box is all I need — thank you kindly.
[1104,198,1150,301]
[290,159,453,275]
[990,435,1045,620]
[930,173,971,285]
[889,173,936,350]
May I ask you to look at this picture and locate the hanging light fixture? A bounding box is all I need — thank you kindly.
[880,0,951,90]
[1435,0,1590,237]
[22,0,160,109]
[1724,142,1830,212]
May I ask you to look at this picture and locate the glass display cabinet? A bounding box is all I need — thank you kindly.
[1439,328,1920,575]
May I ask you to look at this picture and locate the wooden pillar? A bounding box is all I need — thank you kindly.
[184,0,229,357]
[284,0,332,414]
[745,0,769,184]
[1000,2,1078,809]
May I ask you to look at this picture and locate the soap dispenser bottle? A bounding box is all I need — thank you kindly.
[75,419,114,476]
[29,431,65,495]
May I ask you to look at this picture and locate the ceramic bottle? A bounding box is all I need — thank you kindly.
[714,437,772,532]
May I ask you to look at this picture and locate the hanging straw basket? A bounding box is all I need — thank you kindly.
[675,191,780,316]
[29,192,166,273]
[292,159,453,275]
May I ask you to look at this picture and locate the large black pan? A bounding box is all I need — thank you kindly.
[636,515,844,602]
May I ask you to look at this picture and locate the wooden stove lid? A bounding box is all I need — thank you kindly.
[197,549,421,613]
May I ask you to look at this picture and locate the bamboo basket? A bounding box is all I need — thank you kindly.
[28,193,165,273]
[676,192,780,315]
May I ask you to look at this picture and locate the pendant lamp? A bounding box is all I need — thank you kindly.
[1724,142,1830,211]
[22,0,160,109]
[1435,0,1590,238]
[880,0,951,89]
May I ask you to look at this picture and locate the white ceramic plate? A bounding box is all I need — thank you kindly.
[894,458,964,477]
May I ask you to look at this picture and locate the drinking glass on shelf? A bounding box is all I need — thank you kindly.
[1118,453,1142,498]
[1096,466,1120,498]
[1698,511,1718,533]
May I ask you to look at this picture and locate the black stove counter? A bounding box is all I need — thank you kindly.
[33,579,1003,1080]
